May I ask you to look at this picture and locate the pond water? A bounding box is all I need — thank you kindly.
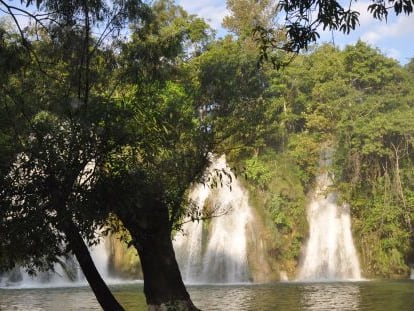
[1,281,414,310]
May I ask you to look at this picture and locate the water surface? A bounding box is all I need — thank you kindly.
[1,281,413,310]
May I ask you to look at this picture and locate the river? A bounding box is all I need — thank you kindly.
[1,281,414,310]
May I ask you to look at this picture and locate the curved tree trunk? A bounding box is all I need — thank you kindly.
[121,205,200,311]
[63,221,125,311]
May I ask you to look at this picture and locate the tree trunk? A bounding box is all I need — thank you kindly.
[122,205,200,311]
[63,221,125,311]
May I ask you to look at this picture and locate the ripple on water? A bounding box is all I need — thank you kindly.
[1,281,414,311]
[299,283,360,310]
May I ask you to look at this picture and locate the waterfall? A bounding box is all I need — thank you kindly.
[173,183,209,282]
[0,157,120,288]
[0,238,117,288]
[0,258,82,288]
[297,150,361,281]
[174,155,252,283]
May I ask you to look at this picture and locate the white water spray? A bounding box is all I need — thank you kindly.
[297,150,361,281]
[0,158,130,288]
[0,238,117,288]
[174,155,252,283]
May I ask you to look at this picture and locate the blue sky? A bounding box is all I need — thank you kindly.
[177,0,414,65]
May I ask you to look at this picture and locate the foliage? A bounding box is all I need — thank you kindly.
[242,150,307,277]
[280,0,414,49]
[316,42,414,277]
[0,0,212,284]
[254,0,414,67]
[223,0,279,39]
[190,36,280,160]
[237,41,414,278]
[1,0,414,296]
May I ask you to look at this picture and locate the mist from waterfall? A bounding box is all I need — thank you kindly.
[0,158,122,288]
[174,155,252,284]
[0,239,115,288]
[296,150,361,281]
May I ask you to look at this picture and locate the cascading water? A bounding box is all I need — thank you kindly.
[174,155,253,283]
[0,238,115,288]
[0,158,136,288]
[173,183,209,282]
[297,149,361,281]
[0,258,81,288]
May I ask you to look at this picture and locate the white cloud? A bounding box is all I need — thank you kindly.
[177,0,228,32]
[351,0,375,25]
[361,31,381,44]
[360,14,414,45]
[321,2,414,64]
[383,47,401,61]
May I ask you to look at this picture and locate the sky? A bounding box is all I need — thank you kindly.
[177,0,414,65]
[1,0,412,65]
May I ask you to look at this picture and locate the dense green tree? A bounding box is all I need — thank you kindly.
[331,43,414,276]
[0,19,133,310]
[270,42,414,277]
[191,36,279,159]
[104,2,213,308]
[0,0,183,310]
[237,41,414,278]
[0,0,216,309]
[223,0,278,38]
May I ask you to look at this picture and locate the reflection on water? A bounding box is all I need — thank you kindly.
[300,283,360,310]
[1,281,414,310]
